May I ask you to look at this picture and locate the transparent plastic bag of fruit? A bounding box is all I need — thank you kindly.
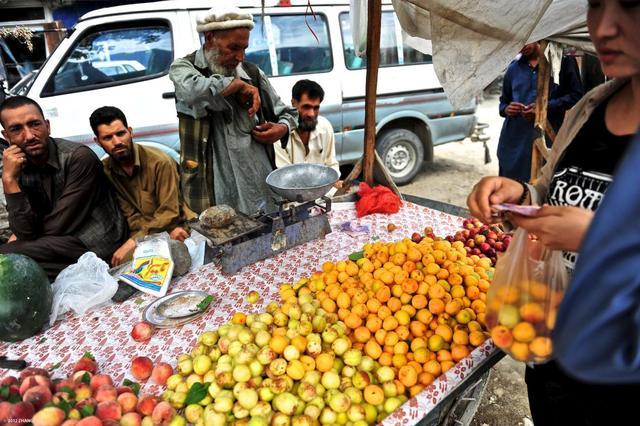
[485,228,568,363]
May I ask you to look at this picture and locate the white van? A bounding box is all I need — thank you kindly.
[23,0,476,184]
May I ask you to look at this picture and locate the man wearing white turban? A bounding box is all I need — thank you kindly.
[169,5,297,214]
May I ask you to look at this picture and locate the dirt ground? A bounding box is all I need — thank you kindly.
[401,94,533,426]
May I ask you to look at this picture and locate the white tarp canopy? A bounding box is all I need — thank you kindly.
[387,0,593,108]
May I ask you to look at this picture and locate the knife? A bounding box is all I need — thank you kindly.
[0,356,27,370]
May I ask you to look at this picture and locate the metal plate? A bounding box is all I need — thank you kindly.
[142,290,212,328]
[266,164,339,202]
[190,212,265,246]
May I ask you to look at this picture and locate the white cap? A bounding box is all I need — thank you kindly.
[196,5,255,33]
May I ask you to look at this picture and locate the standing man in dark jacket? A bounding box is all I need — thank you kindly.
[0,96,127,280]
[498,42,583,182]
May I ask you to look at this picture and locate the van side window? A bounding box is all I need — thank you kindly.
[340,12,432,69]
[245,17,272,76]
[43,23,172,96]
[268,15,332,76]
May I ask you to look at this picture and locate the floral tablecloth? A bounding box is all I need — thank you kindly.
[0,201,497,425]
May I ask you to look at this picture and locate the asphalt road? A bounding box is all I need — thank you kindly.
[402,94,533,426]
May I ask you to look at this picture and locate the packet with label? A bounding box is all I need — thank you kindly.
[120,234,174,297]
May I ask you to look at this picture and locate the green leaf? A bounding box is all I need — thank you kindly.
[134,298,145,305]
[184,382,211,405]
[123,379,141,396]
[60,386,76,398]
[57,398,72,416]
[81,372,91,384]
[348,251,364,261]
[196,295,214,311]
[79,404,95,418]
[82,352,95,360]
[8,393,21,403]
[48,362,61,372]
[0,385,9,400]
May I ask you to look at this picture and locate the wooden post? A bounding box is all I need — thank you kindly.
[531,40,551,182]
[43,21,65,56]
[363,0,382,186]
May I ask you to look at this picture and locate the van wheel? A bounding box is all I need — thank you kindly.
[376,128,424,185]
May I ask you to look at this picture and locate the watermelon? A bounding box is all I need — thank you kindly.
[0,253,52,342]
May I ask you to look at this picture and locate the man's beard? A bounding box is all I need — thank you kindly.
[204,48,238,77]
[112,145,133,163]
[297,117,318,132]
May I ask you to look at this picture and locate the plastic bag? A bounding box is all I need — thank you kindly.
[120,234,174,297]
[355,183,401,217]
[350,0,368,56]
[50,252,118,325]
[486,228,568,363]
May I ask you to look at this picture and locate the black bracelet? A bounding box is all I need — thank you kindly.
[517,180,530,205]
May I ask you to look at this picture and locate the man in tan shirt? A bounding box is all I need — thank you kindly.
[274,79,342,189]
[89,106,195,265]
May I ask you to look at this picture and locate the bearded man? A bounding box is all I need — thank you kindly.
[0,96,126,280]
[90,106,196,266]
[274,79,342,189]
[169,5,297,214]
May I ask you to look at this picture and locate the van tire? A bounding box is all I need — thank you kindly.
[376,128,424,185]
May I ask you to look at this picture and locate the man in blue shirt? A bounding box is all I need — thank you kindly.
[554,131,640,383]
[498,42,583,182]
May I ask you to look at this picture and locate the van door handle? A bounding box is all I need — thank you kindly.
[162,92,175,99]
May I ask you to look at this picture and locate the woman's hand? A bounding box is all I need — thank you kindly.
[467,176,525,224]
[509,205,594,251]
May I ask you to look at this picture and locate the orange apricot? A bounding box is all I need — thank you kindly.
[398,365,418,387]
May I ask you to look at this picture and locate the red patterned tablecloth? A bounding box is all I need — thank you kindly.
[0,201,497,425]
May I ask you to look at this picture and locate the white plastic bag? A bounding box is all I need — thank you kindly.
[350,0,368,56]
[50,252,118,325]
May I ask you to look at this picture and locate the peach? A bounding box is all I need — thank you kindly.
[61,421,79,426]
[510,342,530,361]
[141,416,154,426]
[73,356,98,375]
[121,412,142,426]
[130,322,155,343]
[0,401,12,422]
[19,375,51,396]
[512,322,536,343]
[76,416,103,426]
[19,368,49,381]
[151,363,174,386]
[117,386,134,395]
[74,384,93,401]
[530,336,553,358]
[117,392,138,413]
[32,406,66,426]
[136,395,158,416]
[519,303,545,323]
[94,385,118,403]
[90,374,113,391]
[490,326,513,349]
[96,400,122,421]
[1,376,18,386]
[151,401,175,425]
[130,357,153,381]
[22,385,53,410]
[102,421,119,426]
[9,401,35,421]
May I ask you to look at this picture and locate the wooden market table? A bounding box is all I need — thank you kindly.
[0,196,503,425]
